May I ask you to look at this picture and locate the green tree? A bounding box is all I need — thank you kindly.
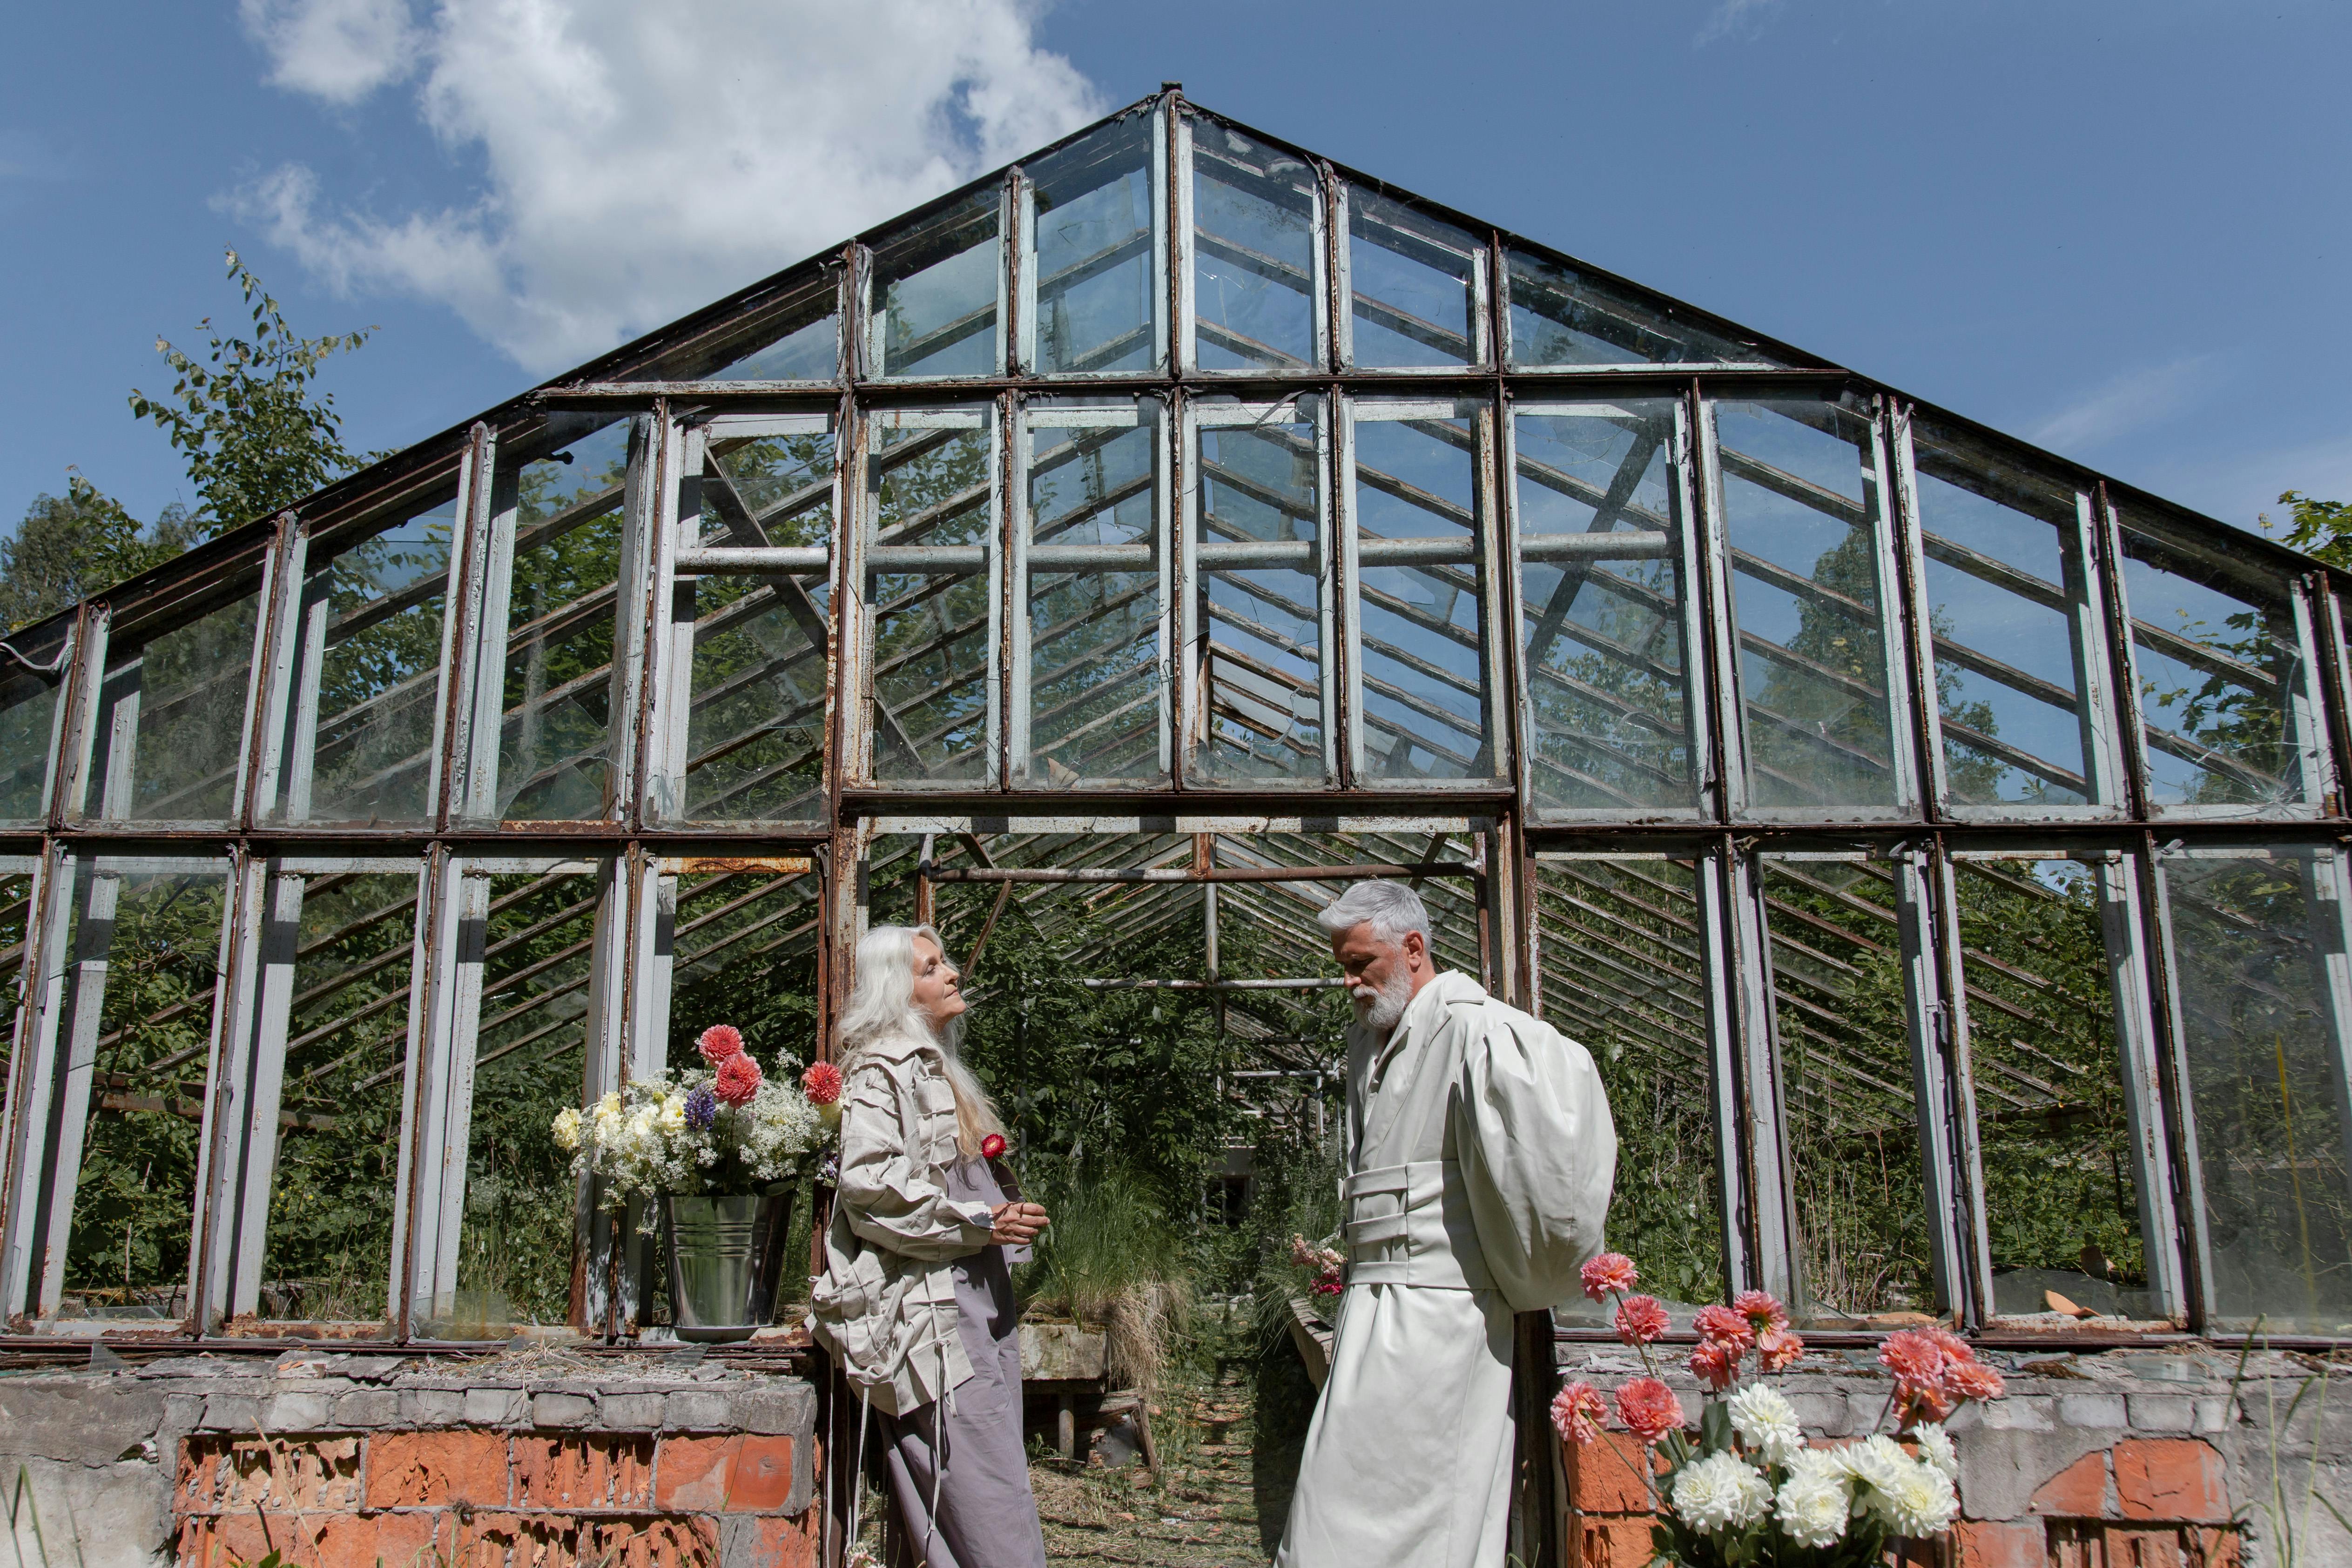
[0,481,193,632]
[2265,491,2352,570]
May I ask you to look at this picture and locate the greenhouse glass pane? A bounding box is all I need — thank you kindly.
[1190,120,1318,372]
[868,417,995,784]
[1506,249,1774,368]
[89,591,261,824]
[1030,117,1159,376]
[869,189,1002,379]
[1346,193,1479,369]
[708,309,838,382]
[0,626,66,825]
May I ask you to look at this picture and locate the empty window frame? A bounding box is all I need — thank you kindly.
[1504,249,1780,370]
[1021,112,1165,377]
[0,619,72,827]
[1944,852,2179,1325]
[259,489,460,827]
[1337,189,1485,371]
[866,187,1005,381]
[1013,397,1169,787]
[657,412,836,825]
[73,576,267,827]
[460,417,634,826]
[1536,853,1730,1319]
[1510,400,1706,819]
[1899,417,2123,817]
[862,408,1000,786]
[2109,503,2330,818]
[1183,116,1324,374]
[1707,394,1914,818]
[1183,396,1334,786]
[1341,398,1503,786]
[2156,845,2352,1333]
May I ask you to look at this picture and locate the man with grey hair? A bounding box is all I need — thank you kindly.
[1276,880,1616,1568]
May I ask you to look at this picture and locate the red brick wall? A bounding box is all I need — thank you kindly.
[175,1429,820,1568]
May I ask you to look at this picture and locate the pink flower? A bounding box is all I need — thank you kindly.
[801,1060,842,1106]
[697,1024,745,1064]
[713,1052,763,1106]
[1897,1379,1956,1426]
[1693,1304,1757,1353]
[1688,1341,1739,1391]
[1614,1378,1686,1445]
[1878,1330,1945,1384]
[1291,1236,1317,1269]
[1581,1252,1638,1302]
[1756,1326,1806,1372]
[1614,1294,1671,1346]
[1732,1290,1789,1332]
[1551,1382,1608,1447]
[1927,1326,1975,1364]
[1946,1360,2005,1402]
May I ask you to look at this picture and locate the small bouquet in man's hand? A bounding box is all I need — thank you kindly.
[1290,1234,1345,1299]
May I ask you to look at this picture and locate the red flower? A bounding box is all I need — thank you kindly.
[981,1133,1007,1160]
[1688,1341,1739,1391]
[801,1060,843,1107]
[1614,1294,1671,1346]
[713,1052,763,1106]
[1580,1252,1639,1302]
[1756,1326,1806,1372]
[1946,1360,2005,1402]
[1693,1304,1757,1353]
[1878,1330,1945,1384]
[1614,1377,1686,1445]
[1310,1276,1343,1298]
[1551,1382,1608,1447]
[697,1024,745,1064]
[1732,1289,1789,1332]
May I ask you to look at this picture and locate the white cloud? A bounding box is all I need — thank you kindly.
[230,0,1103,371]
[2030,356,2211,455]
[241,0,421,104]
[1696,0,1782,45]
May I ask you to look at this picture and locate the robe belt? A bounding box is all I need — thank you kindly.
[1341,1158,1493,1291]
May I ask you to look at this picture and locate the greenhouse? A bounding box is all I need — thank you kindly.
[2,81,2349,1376]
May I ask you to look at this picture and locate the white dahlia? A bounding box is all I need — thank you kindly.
[1727,1384,1805,1466]
[1912,1422,1959,1481]
[1774,1471,1853,1549]
[1670,1451,1773,1534]
[1870,1455,1959,1536]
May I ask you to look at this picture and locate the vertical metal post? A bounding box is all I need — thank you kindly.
[1892,841,1967,1321]
[199,858,305,1327]
[0,843,69,1321]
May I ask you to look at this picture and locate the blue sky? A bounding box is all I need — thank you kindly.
[3,0,2345,542]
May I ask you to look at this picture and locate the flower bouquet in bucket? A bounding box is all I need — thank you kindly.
[550,1025,830,1340]
[1554,1252,2004,1567]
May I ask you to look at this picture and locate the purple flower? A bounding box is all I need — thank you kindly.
[685,1086,716,1131]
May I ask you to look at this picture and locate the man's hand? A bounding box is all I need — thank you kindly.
[989,1201,1050,1246]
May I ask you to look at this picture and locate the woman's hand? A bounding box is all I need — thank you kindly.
[988,1201,1050,1246]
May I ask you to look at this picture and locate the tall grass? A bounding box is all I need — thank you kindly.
[1017,1164,1186,1393]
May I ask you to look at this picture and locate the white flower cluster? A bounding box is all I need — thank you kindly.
[741,1076,826,1183]
[551,1055,828,1207]
[1664,1404,1961,1548]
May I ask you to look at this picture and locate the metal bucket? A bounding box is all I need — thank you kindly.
[660,1190,796,1343]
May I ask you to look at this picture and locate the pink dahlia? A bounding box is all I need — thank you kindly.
[1692,1304,1757,1353]
[1551,1382,1608,1447]
[801,1060,843,1106]
[1614,1294,1671,1347]
[1732,1289,1789,1332]
[1927,1326,1976,1364]
[713,1052,763,1106]
[1581,1252,1639,1302]
[697,1023,745,1064]
[1756,1326,1806,1373]
[1688,1341,1739,1391]
[1897,1378,1956,1425]
[1615,1378,1686,1445]
[1878,1330,1945,1384]
[1946,1360,2006,1402]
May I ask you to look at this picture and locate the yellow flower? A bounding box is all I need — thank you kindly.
[550,1106,583,1151]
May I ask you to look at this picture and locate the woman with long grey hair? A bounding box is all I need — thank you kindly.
[809,923,1050,1568]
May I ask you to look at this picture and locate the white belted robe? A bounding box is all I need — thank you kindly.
[1276,969,1616,1568]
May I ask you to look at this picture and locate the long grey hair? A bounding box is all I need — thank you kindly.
[836,922,1006,1159]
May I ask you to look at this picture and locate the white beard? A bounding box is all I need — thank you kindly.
[1351,968,1414,1033]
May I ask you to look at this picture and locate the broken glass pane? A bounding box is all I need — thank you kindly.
[1513,402,1698,816]
[492,419,630,822]
[1190,398,1329,784]
[50,860,231,1323]
[87,586,262,824]
[869,188,1003,379]
[1190,119,1319,372]
[1349,402,1496,781]
[267,493,457,826]
[1537,857,1726,1321]
[1953,857,2165,1323]
[2115,504,2323,815]
[1715,396,1902,814]
[0,622,67,824]
[671,418,833,823]
[1021,399,1165,786]
[1345,192,1481,369]
[708,304,839,383]
[2162,848,2352,1333]
[1506,249,1776,368]
[1028,115,1159,376]
[1911,424,2108,811]
[867,412,996,784]
[261,869,418,1327]
[1762,855,1942,1326]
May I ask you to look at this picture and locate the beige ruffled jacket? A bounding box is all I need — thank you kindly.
[806,1030,996,1416]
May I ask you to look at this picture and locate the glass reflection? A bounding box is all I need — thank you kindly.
[870,189,1003,380]
[1029,117,1159,375]
[1346,193,1480,369]
[1190,120,1318,372]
